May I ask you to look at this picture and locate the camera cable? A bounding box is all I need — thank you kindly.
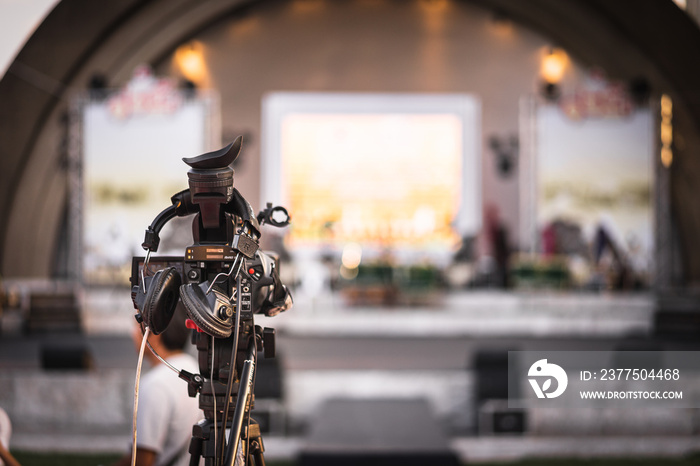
[218,260,244,463]
[207,253,242,295]
[211,336,218,466]
[140,249,153,293]
[146,341,180,374]
[131,325,151,466]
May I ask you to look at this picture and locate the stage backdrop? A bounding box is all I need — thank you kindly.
[81,66,219,284]
[262,92,481,264]
[535,84,653,282]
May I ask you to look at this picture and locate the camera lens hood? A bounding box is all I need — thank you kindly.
[180,282,234,338]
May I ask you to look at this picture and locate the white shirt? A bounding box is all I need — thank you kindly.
[0,407,11,466]
[136,352,203,466]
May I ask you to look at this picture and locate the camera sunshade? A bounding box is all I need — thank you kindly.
[142,267,182,335]
[180,282,234,338]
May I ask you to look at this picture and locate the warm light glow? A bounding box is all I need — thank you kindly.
[419,0,450,36]
[339,265,359,280]
[280,113,463,248]
[228,16,261,38]
[660,123,673,146]
[174,42,207,85]
[291,0,325,14]
[660,94,673,168]
[341,243,363,269]
[540,48,568,84]
[661,147,673,167]
[488,18,514,39]
[661,94,673,119]
[673,0,687,10]
[340,243,362,280]
[419,0,449,12]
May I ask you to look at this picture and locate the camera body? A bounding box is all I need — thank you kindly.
[131,244,287,413]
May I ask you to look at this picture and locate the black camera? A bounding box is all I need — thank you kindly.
[129,136,292,465]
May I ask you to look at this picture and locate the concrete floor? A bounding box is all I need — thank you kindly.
[2,290,699,461]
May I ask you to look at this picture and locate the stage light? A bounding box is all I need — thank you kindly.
[174,42,207,86]
[540,48,568,85]
[660,94,673,167]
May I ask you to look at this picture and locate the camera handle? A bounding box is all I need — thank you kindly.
[141,188,267,253]
[141,190,195,252]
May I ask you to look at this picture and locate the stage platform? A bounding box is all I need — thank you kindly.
[71,289,655,338]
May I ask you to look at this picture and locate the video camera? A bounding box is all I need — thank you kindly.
[129,136,292,465]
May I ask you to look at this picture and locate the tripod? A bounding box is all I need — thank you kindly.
[188,336,267,466]
[181,264,279,466]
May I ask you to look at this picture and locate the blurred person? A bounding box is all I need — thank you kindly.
[115,303,202,466]
[593,223,634,289]
[0,407,20,466]
[484,204,510,288]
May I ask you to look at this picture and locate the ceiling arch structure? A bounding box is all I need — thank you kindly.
[1,0,699,285]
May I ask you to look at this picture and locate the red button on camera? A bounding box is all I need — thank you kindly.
[186,319,204,333]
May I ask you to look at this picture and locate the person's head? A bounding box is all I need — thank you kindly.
[158,302,191,351]
[131,301,192,361]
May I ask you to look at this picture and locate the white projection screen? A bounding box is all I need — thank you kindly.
[262,92,481,261]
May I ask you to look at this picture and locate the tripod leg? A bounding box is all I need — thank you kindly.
[245,421,265,466]
[250,438,265,466]
[191,419,219,466]
[188,436,202,466]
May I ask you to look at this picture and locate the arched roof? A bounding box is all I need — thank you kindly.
[2,0,699,282]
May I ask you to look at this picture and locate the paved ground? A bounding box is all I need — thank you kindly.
[1,332,698,372]
[0,333,690,372]
[2,290,700,461]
